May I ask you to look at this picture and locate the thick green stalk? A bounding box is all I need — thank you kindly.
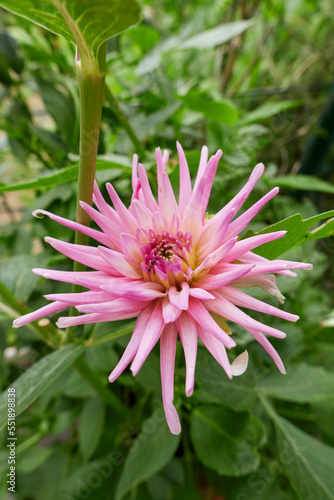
[74,43,107,265]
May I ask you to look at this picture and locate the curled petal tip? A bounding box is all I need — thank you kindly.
[32,209,45,218]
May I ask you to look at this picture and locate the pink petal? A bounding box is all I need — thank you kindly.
[93,180,119,219]
[198,208,235,257]
[131,154,139,192]
[232,274,286,304]
[131,199,154,229]
[152,211,168,234]
[188,288,215,300]
[207,293,287,339]
[240,251,297,277]
[137,163,159,213]
[44,291,111,305]
[194,237,238,277]
[168,281,189,310]
[162,296,182,323]
[45,237,115,274]
[119,233,143,261]
[221,285,299,322]
[176,313,198,396]
[97,246,141,278]
[221,231,287,263]
[205,163,265,230]
[160,172,181,227]
[177,141,192,214]
[56,310,139,328]
[160,324,181,434]
[248,329,286,374]
[193,145,209,192]
[224,187,279,240]
[101,282,166,301]
[32,269,105,286]
[197,327,232,379]
[106,183,139,234]
[33,209,111,247]
[197,264,255,290]
[76,297,146,314]
[187,298,236,349]
[200,150,223,220]
[74,275,132,290]
[13,301,65,328]
[109,304,154,382]
[131,301,164,375]
[79,201,121,247]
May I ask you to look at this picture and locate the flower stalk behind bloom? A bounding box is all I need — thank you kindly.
[13,142,312,434]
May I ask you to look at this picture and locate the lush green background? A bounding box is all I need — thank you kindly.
[0,0,333,499]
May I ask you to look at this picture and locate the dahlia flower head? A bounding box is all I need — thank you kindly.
[14,142,312,434]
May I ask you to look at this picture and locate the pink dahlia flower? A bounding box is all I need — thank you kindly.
[14,143,312,434]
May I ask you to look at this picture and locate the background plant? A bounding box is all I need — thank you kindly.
[0,1,333,499]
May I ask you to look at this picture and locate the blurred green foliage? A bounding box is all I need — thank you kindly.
[0,1,333,499]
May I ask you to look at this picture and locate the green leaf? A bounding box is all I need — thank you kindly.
[0,255,49,301]
[258,365,334,403]
[250,210,334,259]
[195,349,257,411]
[238,100,302,126]
[0,157,130,192]
[137,20,254,75]
[261,396,334,500]
[190,405,266,476]
[179,19,255,49]
[231,464,299,500]
[115,407,180,500]
[0,0,141,73]
[0,343,85,430]
[179,92,238,125]
[79,396,105,461]
[264,175,334,194]
[18,447,55,473]
[36,78,78,149]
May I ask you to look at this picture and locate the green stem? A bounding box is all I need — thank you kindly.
[87,321,135,346]
[73,42,107,266]
[0,280,64,348]
[69,43,107,329]
[73,356,131,418]
[104,83,146,160]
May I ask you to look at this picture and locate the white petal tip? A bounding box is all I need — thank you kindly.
[55,318,66,329]
[12,319,21,328]
[231,350,249,376]
[185,385,194,398]
[32,268,46,276]
[170,425,181,435]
